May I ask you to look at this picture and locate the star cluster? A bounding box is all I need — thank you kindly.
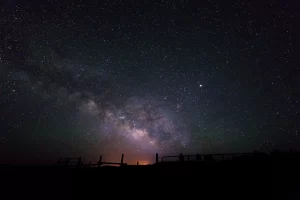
[0,0,299,164]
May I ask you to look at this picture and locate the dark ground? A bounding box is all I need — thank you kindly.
[1,153,299,199]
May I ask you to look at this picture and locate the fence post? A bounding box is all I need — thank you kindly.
[156,153,158,163]
[98,156,102,168]
[137,161,139,166]
[121,154,124,166]
[196,154,201,161]
[179,153,184,162]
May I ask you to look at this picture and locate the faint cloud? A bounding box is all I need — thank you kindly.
[79,99,100,116]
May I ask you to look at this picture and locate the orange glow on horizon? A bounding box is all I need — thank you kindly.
[138,160,150,165]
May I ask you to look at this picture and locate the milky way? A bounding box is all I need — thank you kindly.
[75,95,190,161]
[0,45,190,163]
[0,0,299,164]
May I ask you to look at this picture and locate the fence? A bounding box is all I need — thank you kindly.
[160,152,255,162]
[59,152,258,168]
[59,154,126,168]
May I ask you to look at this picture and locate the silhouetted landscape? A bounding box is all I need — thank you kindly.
[1,150,300,199]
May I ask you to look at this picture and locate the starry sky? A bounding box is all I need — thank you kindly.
[0,0,299,164]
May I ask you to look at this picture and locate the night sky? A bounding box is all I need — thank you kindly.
[0,0,299,164]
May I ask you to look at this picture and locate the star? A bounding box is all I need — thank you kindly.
[0,0,296,165]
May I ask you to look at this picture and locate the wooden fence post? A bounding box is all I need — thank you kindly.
[98,156,102,168]
[121,154,124,165]
[196,154,201,161]
[156,153,158,163]
[179,153,184,162]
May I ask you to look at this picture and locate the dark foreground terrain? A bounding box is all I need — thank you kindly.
[1,152,299,199]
